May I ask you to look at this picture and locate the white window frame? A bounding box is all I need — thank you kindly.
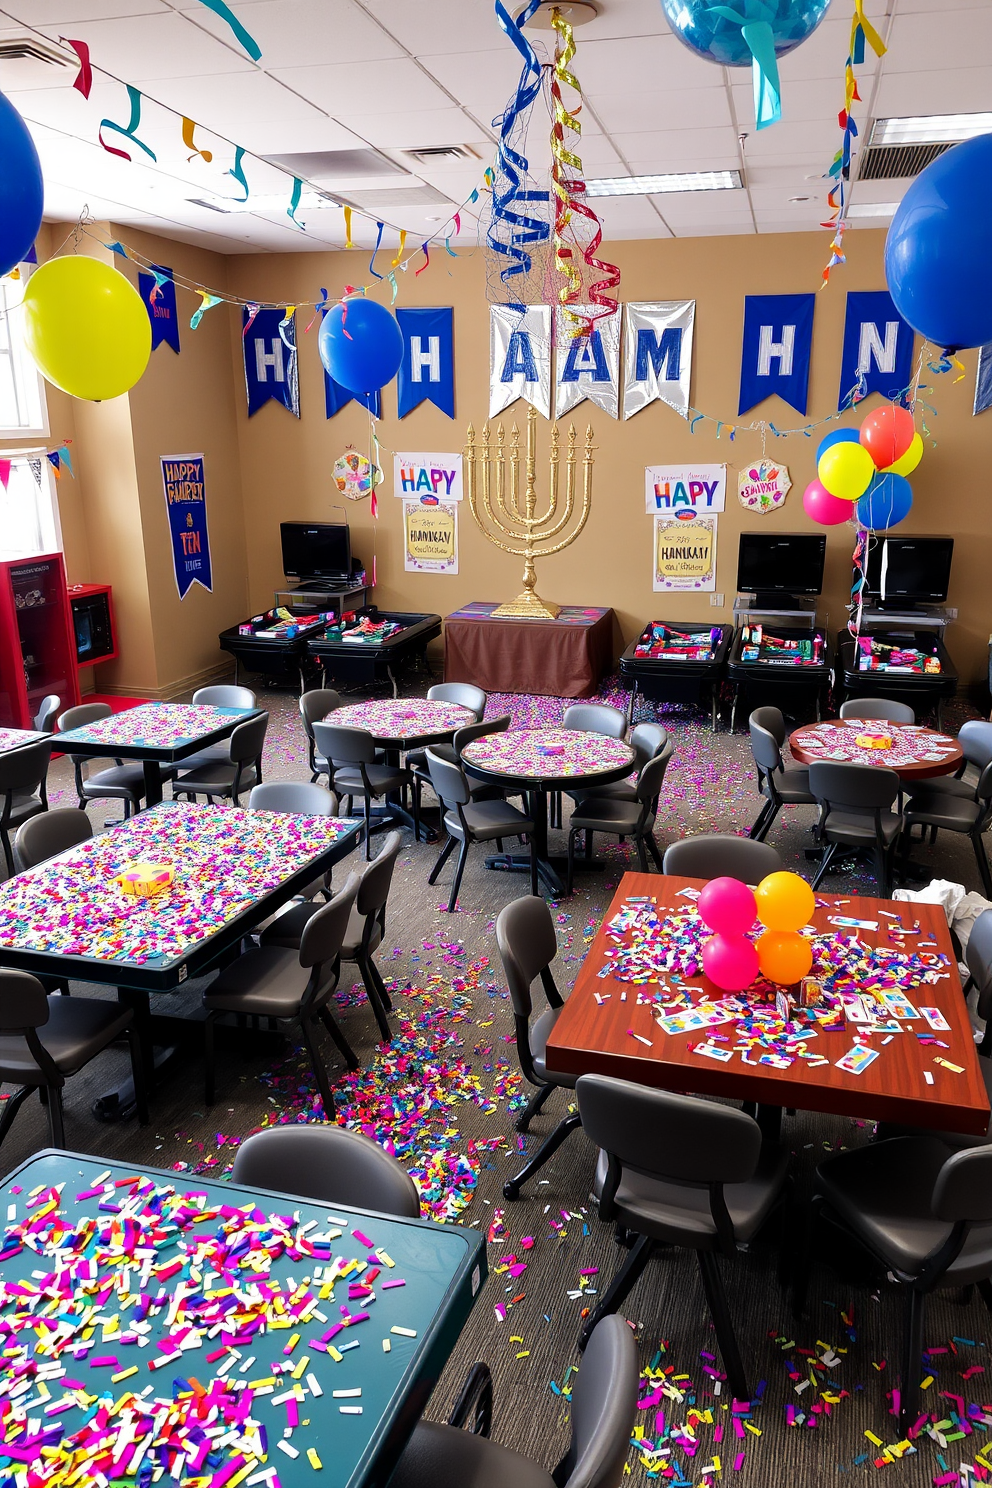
[0,451,63,562]
[0,270,49,440]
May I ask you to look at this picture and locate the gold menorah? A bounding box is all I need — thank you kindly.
[464,405,595,620]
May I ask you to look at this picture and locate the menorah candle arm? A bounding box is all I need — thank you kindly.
[537,488,593,556]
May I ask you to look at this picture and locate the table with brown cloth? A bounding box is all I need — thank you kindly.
[443,601,615,698]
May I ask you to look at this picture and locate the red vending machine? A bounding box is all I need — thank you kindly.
[0,552,80,728]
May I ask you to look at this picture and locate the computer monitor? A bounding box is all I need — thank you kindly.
[280,522,351,584]
[863,535,954,605]
[737,533,826,604]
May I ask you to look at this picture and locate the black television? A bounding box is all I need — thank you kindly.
[737,533,826,603]
[281,521,351,583]
[863,535,954,605]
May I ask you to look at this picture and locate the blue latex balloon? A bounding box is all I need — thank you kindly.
[855,473,913,531]
[816,428,860,463]
[318,297,404,396]
[0,92,43,278]
[885,133,992,351]
[659,0,831,68]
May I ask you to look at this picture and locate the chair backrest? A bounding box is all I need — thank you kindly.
[932,1144,992,1223]
[14,807,92,871]
[356,831,402,917]
[0,969,49,1031]
[958,720,992,772]
[663,833,782,884]
[425,746,471,808]
[58,702,111,732]
[629,723,668,772]
[33,695,60,734]
[0,737,52,794]
[230,711,269,766]
[427,682,486,718]
[975,760,992,805]
[563,703,628,740]
[249,781,337,816]
[193,684,256,709]
[808,759,900,812]
[749,705,786,748]
[749,717,784,775]
[966,909,992,1023]
[453,715,511,755]
[300,689,341,737]
[313,722,377,767]
[558,1314,639,1488]
[232,1124,421,1217]
[635,747,671,805]
[839,697,915,724]
[496,895,559,1020]
[299,872,360,969]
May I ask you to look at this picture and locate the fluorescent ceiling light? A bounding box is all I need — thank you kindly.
[870,113,992,146]
[846,202,898,218]
[585,170,742,196]
[188,190,339,214]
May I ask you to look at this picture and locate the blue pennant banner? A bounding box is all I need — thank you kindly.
[397,306,455,418]
[161,454,212,599]
[243,306,299,417]
[975,344,992,416]
[323,374,382,419]
[738,293,815,417]
[138,264,180,354]
[838,290,914,409]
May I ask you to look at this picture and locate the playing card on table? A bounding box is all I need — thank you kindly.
[836,1045,880,1075]
[877,990,920,1020]
[918,1005,951,1031]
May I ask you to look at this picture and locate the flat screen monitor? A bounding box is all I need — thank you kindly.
[737,533,826,596]
[863,535,954,603]
[281,522,351,582]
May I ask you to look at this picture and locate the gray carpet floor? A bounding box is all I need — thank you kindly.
[2,678,992,1487]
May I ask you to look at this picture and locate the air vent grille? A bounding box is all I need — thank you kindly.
[0,37,71,65]
[405,144,480,163]
[858,142,953,180]
[335,184,455,211]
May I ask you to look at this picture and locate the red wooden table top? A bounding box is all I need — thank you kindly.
[789,719,962,781]
[546,872,990,1136]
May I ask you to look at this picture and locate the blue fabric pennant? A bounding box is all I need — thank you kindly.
[738,293,815,416]
[161,455,212,598]
[974,344,992,415]
[396,306,454,419]
[838,290,914,409]
[323,373,381,418]
[243,306,299,417]
[138,264,180,354]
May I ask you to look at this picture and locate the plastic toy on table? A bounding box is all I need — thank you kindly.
[837,627,958,728]
[739,624,825,666]
[237,606,333,640]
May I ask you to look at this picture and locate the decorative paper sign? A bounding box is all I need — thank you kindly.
[333,452,382,500]
[738,293,814,416]
[393,452,462,500]
[243,307,299,418]
[404,497,458,574]
[737,458,791,514]
[653,512,717,592]
[397,307,454,418]
[645,464,726,514]
[975,344,992,416]
[555,306,620,419]
[623,301,695,420]
[324,374,380,419]
[490,304,552,419]
[161,454,212,599]
[138,264,179,354]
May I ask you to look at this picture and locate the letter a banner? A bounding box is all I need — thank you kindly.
[738,293,814,416]
[243,306,299,418]
[397,306,454,418]
[556,306,620,419]
[161,454,212,599]
[623,302,694,420]
[490,304,552,418]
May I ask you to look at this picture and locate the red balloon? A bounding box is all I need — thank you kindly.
[859,405,915,470]
[803,478,852,527]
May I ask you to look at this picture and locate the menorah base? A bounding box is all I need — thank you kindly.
[491,590,562,621]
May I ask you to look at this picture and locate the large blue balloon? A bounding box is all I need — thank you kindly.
[855,473,913,531]
[885,133,992,351]
[816,428,860,463]
[318,297,404,396]
[0,92,43,278]
[659,0,831,67]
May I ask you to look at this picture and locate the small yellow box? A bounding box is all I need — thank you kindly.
[115,863,174,897]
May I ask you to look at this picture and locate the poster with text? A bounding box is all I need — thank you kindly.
[645,464,726,515]
[393,452,463,500]
[404,498,458,574]
[653,513,717,592]
[161,453,212,599]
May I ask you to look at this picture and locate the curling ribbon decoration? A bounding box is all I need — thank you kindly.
[100,85,156,162]
[820,2,885,285]
[549,6,585,327]
[61,37,92,98]
[415,242,430,276]
[148,266,172,304]
[304,288,328,333]
[490,0,549,296]
[182,117,213,164]
[287,177,303,228]
[369,222,385,279]
[391,230,408,268]
[848,526,867,639]
[242,303,261,338]
[706,4,781,128]
[228,146,249,202]
[192,0,262,60]
[343,207,354,249]
[190,292,223,330]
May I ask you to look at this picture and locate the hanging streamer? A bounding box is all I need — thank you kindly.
[190,292,223,329]
[369,222,385,279]
[391,230,408,269]
[62,38,92,98]
[286,177,304,228]
[228,146,249,202]
[182,117,213,164]
[820,3,886,285]
[708,5,782,130]
[387,272,399,304]
[848,526,867,640]
[192,0,262,61]
[99,85,156,162]
[452,212,461,235]
[415,242,430,276]
[489,0,549,295]
[305,288,329,332]
[343,207,354,249]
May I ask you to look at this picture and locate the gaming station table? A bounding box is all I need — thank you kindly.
[727,623,832,730]
[836,627,958,725]
[308,610,442,696]
[443,602,615,698]
[619,621,733,729]
[219,607,333,690]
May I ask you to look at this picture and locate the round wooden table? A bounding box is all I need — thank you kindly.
[789,719,962,781]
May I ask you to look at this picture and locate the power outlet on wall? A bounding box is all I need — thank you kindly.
[710,593,724,606]
[946,607,958,619]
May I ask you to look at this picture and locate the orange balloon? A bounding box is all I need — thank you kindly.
[754,871,815,932]
[757,930,813,986]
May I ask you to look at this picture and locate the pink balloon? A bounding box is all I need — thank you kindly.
[803,478,853,527]
[698,876,757,937]
[702,933,760,993]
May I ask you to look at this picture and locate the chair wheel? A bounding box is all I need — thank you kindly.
[503,1180,521,1200]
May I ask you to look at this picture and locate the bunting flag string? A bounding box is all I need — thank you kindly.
[0,443,74,491]
[182,117,213,164]
[228,145,249,202]
[99,84,156,162]
[819,2,886,286]
[190,291,223,329]
[61,37,92,98]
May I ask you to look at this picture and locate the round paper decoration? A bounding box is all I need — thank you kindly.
[738,458,792,514]
[333,451,383,500]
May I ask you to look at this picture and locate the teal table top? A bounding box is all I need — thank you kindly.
[57,703,256,756]
[0,1151,486,1488]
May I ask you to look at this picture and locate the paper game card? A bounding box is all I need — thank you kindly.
[870,1019,905,1035]
[919,1005,951,1031]
[657,1004,733,1035]
[877,990,920,1020]
[694,1043,734,1063]
[841,994,871,1022]
[836,1045,880,1075]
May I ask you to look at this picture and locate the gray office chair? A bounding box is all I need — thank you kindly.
[0,968,148,1149]
[232,1123,420,1216]
[58,703,147,820]
[747,706,815,841]
[552,704,629,826]
[0,737,52,875]
[663,834,783,884]
[177,684,258,772]
[576,1073,789,1401]
[569,722,669,808]
[411,716,513,818]
[839,697,915,724]
[14,806,92,872]
[315,722,414,858]
[902,759,992,898]
[905,719,992,808]
[249,781,340,816]
[202,872,361,1117]
[497,896,582,1200]
[406,682,486,811]
[808,760,902,896]
[300,689,341,782]
[33,695,60,734]
[566,748,670,891]
[426,748,536,910]
[173,712,269,807]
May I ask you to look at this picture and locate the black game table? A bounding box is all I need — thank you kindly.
[619,621,733,729]
[219,608,333,691]
[727,623,832,730]
[837,626,958,726]
[307,609,441,696]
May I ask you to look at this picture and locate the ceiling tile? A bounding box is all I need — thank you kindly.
[36,11,254,81]
[334,106,490,150]
[173,0,405,69]
[3,0,166,21]
[416,48,524,130]
[589,88,732,134]
[355,0,510,56]
[269,56,452,114]
[887,6,992,71]
[873,67,992,117]
[578,33,727,93]
[134,69,329,132]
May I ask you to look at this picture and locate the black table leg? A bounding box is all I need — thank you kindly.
[142,760,164,807]
[93,987,170,1121]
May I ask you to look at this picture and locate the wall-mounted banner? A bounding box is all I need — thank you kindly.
[323,374,380,419]
[737,458,791,514]
[138,264,179,354]
[396,306,454,419]
[490,304,552,419]
[161,453,212,599]
[555,306,620,419]
[975,344,992,416]
[623,301,695,420]
[243,307,299,418]
[838,291,914,409]
[404,497,458,574]
[653,512,717,592]
[738,293,814,417]
[645,463,726,514]
[393,452,463,500]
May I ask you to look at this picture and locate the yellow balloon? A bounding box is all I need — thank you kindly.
[882,431,923,477]
[817,441,876,501]
[22,256,151,401]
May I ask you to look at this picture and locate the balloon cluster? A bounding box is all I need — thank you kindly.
[698,870,815,993]
[803,404,922,533]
